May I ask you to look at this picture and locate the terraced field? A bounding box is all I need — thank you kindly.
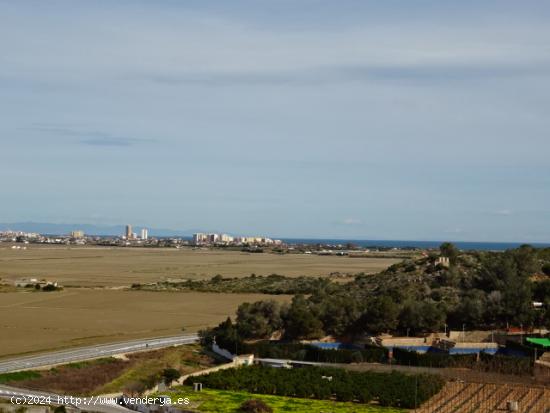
[418,381,549,413]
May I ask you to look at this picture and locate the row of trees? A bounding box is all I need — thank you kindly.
[392,348,534,374]
[239,341,388,363]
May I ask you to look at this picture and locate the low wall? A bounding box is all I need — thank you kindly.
[142,361,237,396]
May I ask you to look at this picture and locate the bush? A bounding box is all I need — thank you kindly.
[478,353,533,375]
[239,399,272,413]
[161,368,181,385]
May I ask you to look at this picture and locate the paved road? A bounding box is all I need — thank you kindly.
[0,334,199,374]
[0,384,130,413]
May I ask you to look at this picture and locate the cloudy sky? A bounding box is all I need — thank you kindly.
[1,0,549,241]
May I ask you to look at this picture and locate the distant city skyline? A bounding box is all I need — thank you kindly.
[2,221,550,246]
[1,1,550,242]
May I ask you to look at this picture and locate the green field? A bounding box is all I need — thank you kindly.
[0,370,41,384]
[167,386,405,413]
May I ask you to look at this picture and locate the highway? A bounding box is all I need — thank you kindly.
[0,384,130,413]
[0,334,199,374]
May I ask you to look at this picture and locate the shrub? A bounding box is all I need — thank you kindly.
[161,368,181,385]
[42,284,58,292]
[239,399,272,413]
[478,353,533,375]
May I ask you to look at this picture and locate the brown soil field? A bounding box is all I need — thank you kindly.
[0,245,400,287]
[0,289,291,358]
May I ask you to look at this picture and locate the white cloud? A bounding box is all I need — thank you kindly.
[339,218,363,226]
[494,209,513,216]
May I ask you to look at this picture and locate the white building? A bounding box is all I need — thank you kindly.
[141,228,149,240]
[193,233,208,244]
[70,230,84,238]
[193,232,281,246]
[219,234,234,243]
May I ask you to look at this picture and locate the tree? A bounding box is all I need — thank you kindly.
[399,301,445,334]
[533,280,550,302]
[501,277,535,326]
[440,242,459,265]
[318,294,361,337]
[509,245,538,278]
[484,290,505,325]
[201,317,243,354]
[356,297,399,335]
[283,295,324,340]
[161,368,181,386]
[448,290,486,328]
[237,300,284,339]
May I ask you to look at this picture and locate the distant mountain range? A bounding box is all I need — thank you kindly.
[0,222,197,237]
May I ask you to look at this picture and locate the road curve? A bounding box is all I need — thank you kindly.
[0,334,199,374]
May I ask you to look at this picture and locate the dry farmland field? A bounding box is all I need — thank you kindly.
[0,244,400,287]
[0,245,399,358]
[0,289,291,358]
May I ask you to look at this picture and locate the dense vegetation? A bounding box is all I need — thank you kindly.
[0,371,41,384]
[201,244,550,344]
[392,348,478,368]
[131,274,329,295]
[189,365,444,409]
[239,341,388,363]
[391,348,533,374]
[477,352,534,375]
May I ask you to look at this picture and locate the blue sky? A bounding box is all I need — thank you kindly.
[1,1,549,241]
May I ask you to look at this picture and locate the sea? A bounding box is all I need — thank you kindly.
[279,239,550,251]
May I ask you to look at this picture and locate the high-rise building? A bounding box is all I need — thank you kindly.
[70,230,84,239]
[219,234,234,243]
[125,225,133,239]
[141,228,148,240]
[193,233,214,244]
